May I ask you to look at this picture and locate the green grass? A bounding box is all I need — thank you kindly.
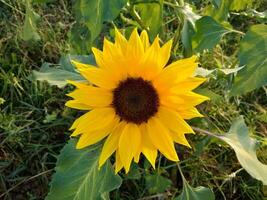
[0,0,267,199]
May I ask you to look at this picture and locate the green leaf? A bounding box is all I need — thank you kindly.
[192,16,230,52]
[196,88,222,103]
[102,0,128,21]
[21,0,41,41]
[204,0,231,22]
[125,163,141,180]
[194,67,215,77]
[219,66,244,75]
[46,139,122,200]
[175,182,215,200]
[145,173,172,194]
[72,0,127,53]
[230,24,267,96]
[69,23,92,54]
[32,55,94,87]
[230,0,254,11]
[218,116,267,185]
[181,20,195,57]
[180,4,200,57]
[135,0,163,39]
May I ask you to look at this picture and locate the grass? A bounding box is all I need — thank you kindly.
[0,0,267,199]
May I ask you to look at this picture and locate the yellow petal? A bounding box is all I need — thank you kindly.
[115,151,123,174]
[139,123,157,168]
[158,39,172,68]
[65,100,91,110]
[119,123,141,173]
[127,28,144,60]
[140,30,150,51]
[134,152,141,163]
[92,47,106,68]
[161,92,209,110]
[176,92,210,107]
[98,122,126,168]
[67,86,112,107]
[72,61,117,89]
[71,107,116,136]
[157,106,194,134]
[76,117,119,149]
[152,56,198,91]
[177,107,204,119]
[138,36,161,79]
[170,77,206,93]
[114,27,127,51]
[147,117,179,161]
[169,132,191,147]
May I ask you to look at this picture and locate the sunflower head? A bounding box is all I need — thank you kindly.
[66,28,209,173]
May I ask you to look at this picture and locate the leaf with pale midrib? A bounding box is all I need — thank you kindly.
[218,116,267,185]
[46,139,122,200]
[192,16,230,52]
[31,55,94,88]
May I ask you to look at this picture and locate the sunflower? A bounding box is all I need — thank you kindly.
[66,28,209,173]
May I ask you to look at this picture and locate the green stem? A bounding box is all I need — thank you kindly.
[231,29,245,36]
[176,163,186,182]
[127,4,149,31]
[176,0,185,7]
[191,126,222,139]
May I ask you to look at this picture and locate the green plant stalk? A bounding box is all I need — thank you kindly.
[127,3,149,31]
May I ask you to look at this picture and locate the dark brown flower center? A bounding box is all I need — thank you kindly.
[112,77,159,124]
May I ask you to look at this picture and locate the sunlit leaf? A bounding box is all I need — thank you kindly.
[230,0,254,11]
[46,139,122,200]
[135,0,163,39]
[192,16,231,52]
[219,66,244,75]
[21,0,41,41]
[31,55,94,87]
[218,116,267,185]
[179,3,201,27]
[230,24,267,96]
[194,67,215,77]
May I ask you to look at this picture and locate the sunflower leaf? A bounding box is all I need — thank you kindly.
[192,16,231,52]
[217,116,267,185]
[134,0,163,39]
[46,139,122,200]
[21,0,41,41]
[31,55,94,87]
[71,0,127,53]
[230,0,254,11]
[175,182,215,200]
[145,173,172,194]
[230,24,267,96]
